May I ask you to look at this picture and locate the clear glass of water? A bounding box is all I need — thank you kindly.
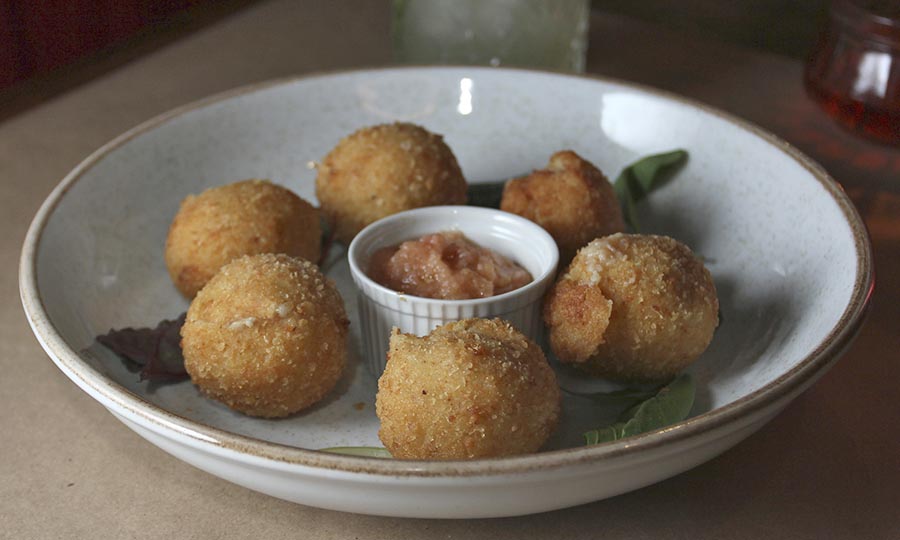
[391,0,590,73]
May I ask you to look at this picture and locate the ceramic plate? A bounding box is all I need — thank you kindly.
[20,67,873,518]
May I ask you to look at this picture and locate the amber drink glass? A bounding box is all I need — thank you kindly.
[805,0,900,145]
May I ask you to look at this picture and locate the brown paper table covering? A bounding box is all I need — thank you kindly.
[2,1,897,538]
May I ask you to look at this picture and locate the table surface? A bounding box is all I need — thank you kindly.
[2,1,898,538]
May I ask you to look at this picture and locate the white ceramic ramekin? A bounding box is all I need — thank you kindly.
[347,205,559,376]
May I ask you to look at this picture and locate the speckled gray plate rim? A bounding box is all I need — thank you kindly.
[19,66,874,477]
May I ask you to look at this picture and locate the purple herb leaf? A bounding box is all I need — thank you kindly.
[96,313,188,382]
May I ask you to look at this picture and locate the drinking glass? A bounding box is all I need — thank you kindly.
[392,0,590,73]
[805,0,900,145]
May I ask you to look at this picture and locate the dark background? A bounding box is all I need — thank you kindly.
[600,0,828,58]
[0,0,828,92]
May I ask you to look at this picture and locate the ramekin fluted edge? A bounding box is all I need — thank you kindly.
[347,205,559,376]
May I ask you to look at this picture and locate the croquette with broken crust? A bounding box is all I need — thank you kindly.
[181,253,348,418]
[501,150,625,265]
[315,122,467,244]
[544,234,718,381]
[376,318,560,460]
[165,179,321,298]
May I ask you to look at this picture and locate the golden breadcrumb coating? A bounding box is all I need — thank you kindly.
[376,318,560,460]
[165,179,320,299]
[544,234,718,381]
[501,150,625,265]
[315,122,467,244]
[181,254,348,418]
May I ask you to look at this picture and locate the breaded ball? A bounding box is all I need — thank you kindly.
[181,253,348,418]
[315,122,467,244]
[165,179,320,299]
[376,318,560,460]
[501,150,625,264]
[544,234,718,381]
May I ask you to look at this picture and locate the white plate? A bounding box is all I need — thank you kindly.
[19,67,872,518]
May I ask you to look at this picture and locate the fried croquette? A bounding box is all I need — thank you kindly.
[181,253,348,418]
[501,150,625,264]
[376,318,560,460]
[544,234,718,381]
[315,122,467,244]
[165,179,320,299]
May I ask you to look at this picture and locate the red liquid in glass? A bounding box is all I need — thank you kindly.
[805,78,900,143]
[805,0,900,146]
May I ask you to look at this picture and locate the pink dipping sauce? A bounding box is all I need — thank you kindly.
[367,231,533,300]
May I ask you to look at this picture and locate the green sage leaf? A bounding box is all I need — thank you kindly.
[613,149,688,231]
[467,180,508,209]
[319,446,393,458]
[563,386,660,407]
[584,373,695,445]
